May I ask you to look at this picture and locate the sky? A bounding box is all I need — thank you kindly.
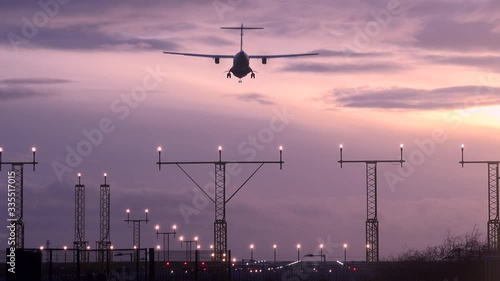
[1,0,500,262]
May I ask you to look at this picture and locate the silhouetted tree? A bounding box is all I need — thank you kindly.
[395,225,488,262]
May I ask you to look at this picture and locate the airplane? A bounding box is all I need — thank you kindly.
[163,24,319,83]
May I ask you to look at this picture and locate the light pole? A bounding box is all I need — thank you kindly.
[273,244,277,267]
[156,245,160,261]
[155,224,177,262]
[250,244,254,261]
[297,244,301,262]
[210,244,214,261]
[343,243,347,265]
[63,246,67,263]
[320,244,325,268]
[124,209,149,263]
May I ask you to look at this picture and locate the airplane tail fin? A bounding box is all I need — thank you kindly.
[221,24,263,51]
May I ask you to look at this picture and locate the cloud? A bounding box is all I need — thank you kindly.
[281,62,407,73]
[0,78,73,85]
[0,24,182,51]
[414,19,500,51]
[227,93,274,105]
[319,85,500,110]
[424,55,500,72]
[0,86,52,101]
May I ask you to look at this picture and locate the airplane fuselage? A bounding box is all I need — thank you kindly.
[230,50,253,78]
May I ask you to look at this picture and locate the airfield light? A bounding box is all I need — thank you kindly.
[172,224,177,230]
[32,147,36,152]
[279,146,283,151]
[126,209,130,213]
[156,225,160,230]
[194,236,198,241]
[63,246,67,250]
[218,146,222,151]
[158,146,162,152]
[0,147,3,152]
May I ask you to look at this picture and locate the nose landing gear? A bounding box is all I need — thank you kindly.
[227,72,232,78]
[250,72,255,79]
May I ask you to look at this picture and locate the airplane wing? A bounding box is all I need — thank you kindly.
[163,51,233,59]
[249,53,319,59]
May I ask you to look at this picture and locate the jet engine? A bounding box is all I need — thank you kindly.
[262,57,267,64]
[215,57,220,64]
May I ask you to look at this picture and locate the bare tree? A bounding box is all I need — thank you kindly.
[395,225,488,262]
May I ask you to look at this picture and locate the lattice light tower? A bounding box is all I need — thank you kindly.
[179,235,198,262]
[124,209,149,250]
[155,224,177,262]
[74,173,88,262]
[0,147,38,249]
[460,144,500,251]
[96,173,112,262]
[156,145,283,262]
[338,144,404,262]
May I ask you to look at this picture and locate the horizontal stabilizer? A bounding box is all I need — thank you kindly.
[221,26,263,30]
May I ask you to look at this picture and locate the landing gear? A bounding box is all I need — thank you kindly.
[250,72,255,79]
[227,72,231,78]
[238,79,242,83]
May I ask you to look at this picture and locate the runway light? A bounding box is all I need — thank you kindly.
[320,244,324,248]
[32,147,36,152]
[104,173,107,177]
[156,225,160,230]
[340,144,343,149]
[461,144,465,148]
[110,245,114,250]
[158,146,162,152]
[279,146,283,151]
[400,144,404,148]
[126,209,130,213]
[194,236,198,241]
[63,246,67,250]
[172,224,177,230]
[40,246,44,250]
[78,173,81,177]
[145,209,149,213]
[218,146,222,151]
